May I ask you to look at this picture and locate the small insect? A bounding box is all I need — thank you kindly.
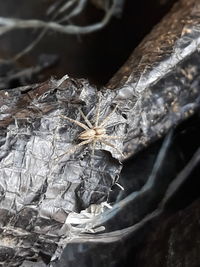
[57,92,124,160]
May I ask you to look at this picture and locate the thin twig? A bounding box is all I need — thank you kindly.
[0,1,115,35]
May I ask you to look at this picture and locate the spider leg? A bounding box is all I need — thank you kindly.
[91,139,97,156]
[54,139,93,161]
[95,91,102,127]
[99,104,118,127]
[61,115,89,130]
[100,139,125,158]
[78,108,93,128]
[104,135,124,140]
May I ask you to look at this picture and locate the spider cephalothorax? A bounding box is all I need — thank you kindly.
[78,127,106,140]
[57,92,124,159]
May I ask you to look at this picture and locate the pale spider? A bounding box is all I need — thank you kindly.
[57,92,124,159]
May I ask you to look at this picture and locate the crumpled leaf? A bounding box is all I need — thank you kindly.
[0,76,126,265]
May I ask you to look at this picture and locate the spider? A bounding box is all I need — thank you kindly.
[57,92,124,160]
